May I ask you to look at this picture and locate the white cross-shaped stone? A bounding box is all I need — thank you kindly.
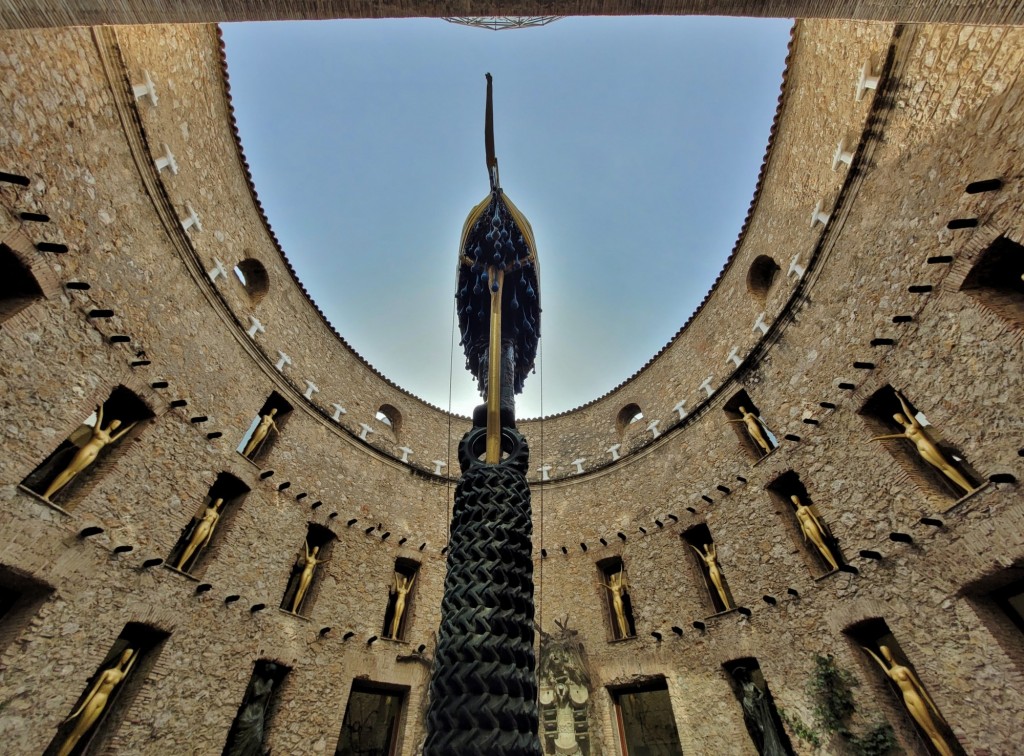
[647,420,661,439]
[154,143,178,175]
[726,346,742,368]
[432,460,447,475]
[303,380,319,400]
[331,403,347,422]
[538,465,552,482]
[810,199,831,228]
[246,316,264,339]
[673,400,687,420]
[358,423,374,441]
[274,351,291,372]
[132,70,158,106]
[788,253,806,279]
[398,447,413,463]
[208,258,227,282]
[607,444,621,461]
[699,376,715,398]
[856,60,880,101]
[181,203,202,232]
[832,138,854,171]
[570,458,585,475]
[753,312,769,335]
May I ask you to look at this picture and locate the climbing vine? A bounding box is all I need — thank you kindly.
[780,655,899,755]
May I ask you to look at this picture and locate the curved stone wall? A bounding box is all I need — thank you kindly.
[0,12,1022,756]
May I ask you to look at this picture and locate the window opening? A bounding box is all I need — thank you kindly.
[336,682,406,756]
[0,243,44,324]
[611,679,684,756]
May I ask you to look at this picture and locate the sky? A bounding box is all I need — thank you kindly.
[221,16,793,418]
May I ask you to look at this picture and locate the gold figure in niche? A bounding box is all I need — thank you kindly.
[601,570,632,638]
[691,543,733,610]
[791,495,839,571]
[728,405,775,456]
[176,498,224,571]
[387,571,416,639]
[43,405,136,500]
[864,645,954,756]
[868,392,975,496]
[290,541,325,614]
[57,648,137,756]
[242,408,278,459]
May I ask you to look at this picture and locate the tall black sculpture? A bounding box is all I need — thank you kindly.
[424,74,542,756]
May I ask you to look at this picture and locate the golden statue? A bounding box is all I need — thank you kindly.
[727,405,774,456]
[43,405,136,500]
[601,570,632,638]
[387,571,416,639]
[242,408,278,459]
[175,498,224,572]
[57,648,137,756]
[290,540,325,614]
[691,543,732,610]
[791,495,839,571]
[864,645,954,756]
[868,391,975,496]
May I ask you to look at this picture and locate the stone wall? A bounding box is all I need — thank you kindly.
[0,13,1022,756]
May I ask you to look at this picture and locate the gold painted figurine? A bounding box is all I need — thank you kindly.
[387,571,416,639]
[43,405,136,500]
[691,543,733,610]
[727,405,775,456]
[290,540,325,614]
[791,494,839,571]
[868,391,975,496]
[242,408,278,459]
[864,645,954,756]
[601,570,632,638]
[57,648,137,756]
[176,498,224,572]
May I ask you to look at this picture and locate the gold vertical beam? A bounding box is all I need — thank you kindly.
[485,265,504,463]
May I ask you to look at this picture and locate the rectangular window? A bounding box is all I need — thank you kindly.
[611,680,684,756]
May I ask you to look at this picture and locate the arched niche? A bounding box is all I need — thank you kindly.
[233,258,270,305]
[746,255,781,303]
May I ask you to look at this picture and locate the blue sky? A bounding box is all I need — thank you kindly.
[221,16,793,417]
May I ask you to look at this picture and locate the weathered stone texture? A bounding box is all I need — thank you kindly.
[0,12,1022,756]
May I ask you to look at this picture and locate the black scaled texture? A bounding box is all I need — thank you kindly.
[424,425,541,756]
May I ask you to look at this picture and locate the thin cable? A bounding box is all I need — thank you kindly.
[536,336,544,635]
[446,296,457,544]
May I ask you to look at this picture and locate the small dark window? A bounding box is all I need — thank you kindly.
[747,255,781,302]
[616,403,643,436]
[611,679,684,756]
[233,258,270,304]
[336,682,406,756]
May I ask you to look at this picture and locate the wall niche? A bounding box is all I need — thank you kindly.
[222,659,290,756]
[0,242,45,324]
[0,566,54,658]
[44,622,169,756]
[382,559,420,641]
[765,470,844,576]
[723,658,795,756]
[238,392,293,465]
[860,385,981,504]
[596,556,636,640]
[723,389,778,462]
[682,524,735,614]
[846,619,964,756]
[167,473,250,577]
[959,235,1024,328]
[21,386,154,509]
[280,522,336,617]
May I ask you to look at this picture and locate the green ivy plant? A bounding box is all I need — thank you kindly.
[780,654,899,755]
